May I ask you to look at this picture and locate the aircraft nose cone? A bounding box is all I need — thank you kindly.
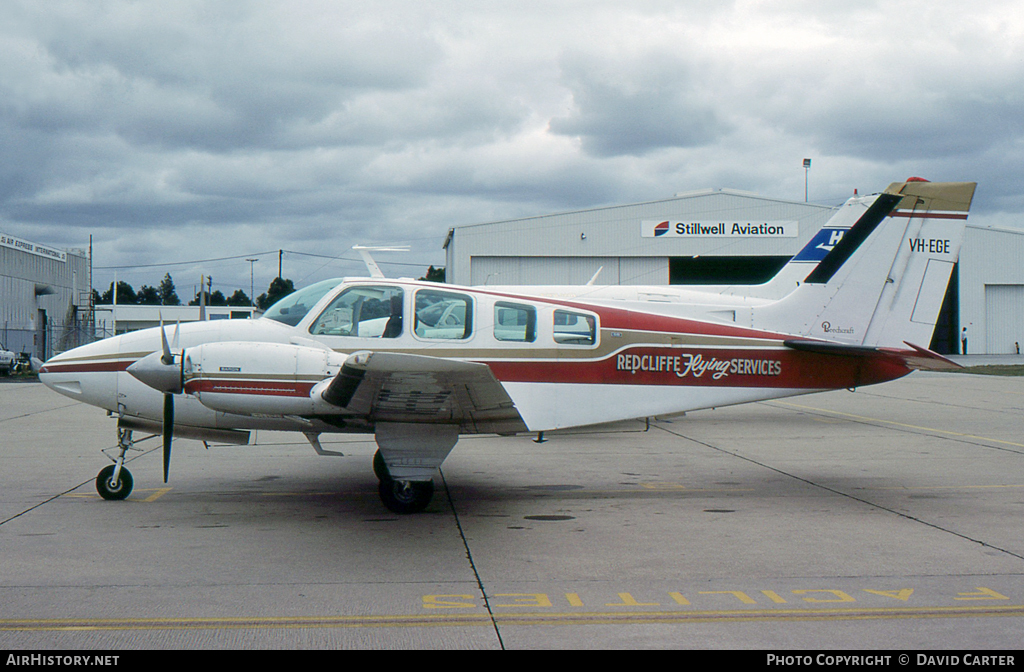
[127,351,183,394]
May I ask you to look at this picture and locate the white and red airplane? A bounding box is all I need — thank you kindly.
[39,179,975,513]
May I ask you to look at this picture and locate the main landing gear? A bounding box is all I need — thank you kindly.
[376,469,435,514]
[373,448,435,514]
[96,428,136,500]
[372,423,459,515]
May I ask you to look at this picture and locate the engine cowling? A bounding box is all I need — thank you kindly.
[182,341,350,416]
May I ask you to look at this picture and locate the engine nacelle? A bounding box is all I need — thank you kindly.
[183,341,350,416]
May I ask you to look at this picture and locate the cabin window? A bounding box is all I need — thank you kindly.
[553,309,596,345]
[494,302,536,342]
[308,286,404,338]
[414,289,473,340]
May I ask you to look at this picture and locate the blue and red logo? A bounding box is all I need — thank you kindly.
[653,221,670,237]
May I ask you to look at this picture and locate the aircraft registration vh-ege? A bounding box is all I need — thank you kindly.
[39,178,976,513]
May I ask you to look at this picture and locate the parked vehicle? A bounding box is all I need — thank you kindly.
[0,346,15,375]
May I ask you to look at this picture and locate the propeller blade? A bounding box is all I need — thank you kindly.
[162,392,174,483]
[159,315,174,366]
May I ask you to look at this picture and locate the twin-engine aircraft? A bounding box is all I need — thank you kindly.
[39,179,976,513]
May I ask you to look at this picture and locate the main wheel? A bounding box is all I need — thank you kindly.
[378,478,434,514]
[96,465,133,501]
[372,449,391,481]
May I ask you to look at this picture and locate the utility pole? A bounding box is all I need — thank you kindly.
[278,249,283,280]
[246,259,258,308]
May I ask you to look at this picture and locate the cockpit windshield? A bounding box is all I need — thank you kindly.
[262,278,343,327]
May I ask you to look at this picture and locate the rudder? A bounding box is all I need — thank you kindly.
[752,179,976,347]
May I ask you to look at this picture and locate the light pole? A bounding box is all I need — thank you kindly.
[246,259,258,310]
[803,158,811,202]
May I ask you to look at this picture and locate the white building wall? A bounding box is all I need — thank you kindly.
[446,189,836,286]
[92,304,258,336]
[960,226,1024,354]
[1,240,90,359]
[984,285,1024,354]
[469,256,668,286]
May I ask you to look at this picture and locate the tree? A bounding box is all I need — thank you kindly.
[97,281,137,305]
[136,285,161,305]
[226,289,252,306]
[419,266,445,283]
[158,273,181,306]
[257,277,295,310]
[189,290,227,306]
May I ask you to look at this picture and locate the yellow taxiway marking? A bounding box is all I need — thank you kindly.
[142,488,172,502]
[2,604,1023,631]
[774,401,1024,449]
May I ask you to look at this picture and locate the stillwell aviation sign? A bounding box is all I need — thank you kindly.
[641,220,798,238]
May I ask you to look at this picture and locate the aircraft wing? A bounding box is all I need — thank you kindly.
[783,340,962,371]
[321,350,529,434]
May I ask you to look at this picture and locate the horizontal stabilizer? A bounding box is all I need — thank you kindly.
[896,341,963,371]
[784,339,962,371]
[783,340,884,357]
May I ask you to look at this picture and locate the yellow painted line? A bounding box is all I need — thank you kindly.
[773,401,1024,449]
[2,604,1023,631]
[142,488,172,502]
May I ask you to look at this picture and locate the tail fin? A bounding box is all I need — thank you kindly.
[753,179,976,347]
[718,192,882,299]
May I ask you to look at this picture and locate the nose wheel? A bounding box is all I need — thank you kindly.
[96,426,137,501]
[96,464,134,500]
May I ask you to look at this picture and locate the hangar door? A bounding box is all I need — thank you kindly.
[984,284,1024,354]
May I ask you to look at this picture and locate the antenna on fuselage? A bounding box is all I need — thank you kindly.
[351,245,410,279]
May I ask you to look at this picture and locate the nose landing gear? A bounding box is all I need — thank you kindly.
[96,428,136,500]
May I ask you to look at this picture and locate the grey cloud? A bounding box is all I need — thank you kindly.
[4,3,444,154]
[2,1,1023,294]
[549,54,731,157]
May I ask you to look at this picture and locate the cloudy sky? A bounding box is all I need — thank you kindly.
[2,1,1022,300]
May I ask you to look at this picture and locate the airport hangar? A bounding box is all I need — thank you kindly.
[1,233,90,362]
[443,187,1024,356]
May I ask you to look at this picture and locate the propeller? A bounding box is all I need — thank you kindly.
[127,317,184,483]
[159,320,175,483]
